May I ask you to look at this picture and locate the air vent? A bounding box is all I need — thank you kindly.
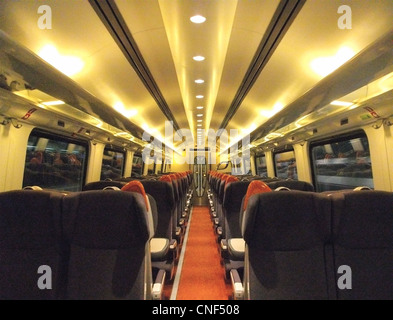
[57,120,65,127]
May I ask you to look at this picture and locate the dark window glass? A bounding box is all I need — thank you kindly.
[100,147,125,180]
[132,154,143,176]
[310,132,373,191]
[255,155,267,177]
[23,130,87,191]
[274,150,297,180]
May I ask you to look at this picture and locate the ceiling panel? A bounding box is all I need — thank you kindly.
[226,0,393,146]
[1,0,392,153]
[210,0,280,133]
[115,0,188,135]
[0,0,170,142]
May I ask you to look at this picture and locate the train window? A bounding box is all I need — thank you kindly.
[132,154,143,176]
[255,155,267,177]
[23,129,87,191]
[100,147,125,180]
[274,150,297,180]
[310,131,373,192]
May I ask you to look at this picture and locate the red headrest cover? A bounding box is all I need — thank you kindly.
[121,180,149,210]
[243,180,272,211]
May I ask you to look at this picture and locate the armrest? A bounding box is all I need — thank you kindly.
[152,269,166,300]
[220,239,228,251]
[227,238,245,261]
[150,238,170,261]
[230,269,244,300]
[169,239,177,250]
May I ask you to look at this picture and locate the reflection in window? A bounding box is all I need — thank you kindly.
[274,150,297,180]
[100,148,125,180]
[310,132,373,191]
[23,130,87,191]
[132,154,143,176]
[255,155,267,177]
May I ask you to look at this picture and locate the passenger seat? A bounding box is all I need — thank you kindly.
[330,190,393,299]
[0,189,66,299]
[62,189,157,299]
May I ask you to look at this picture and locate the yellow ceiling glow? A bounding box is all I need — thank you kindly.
[330,100,353,107]
[260,102,284,118]
[193,55,205,61]
[38,44,84,77]
[113,101,138,118]
[190,15,206,24]
[310,46,355,77]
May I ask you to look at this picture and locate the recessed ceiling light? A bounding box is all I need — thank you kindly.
[196,106,204,109]
[190,15,206,24]
[330,100,353,107]
[193,55,205,61]
[197,114,203,117]
[195,79,204,84]
[42,100,65,106]
[197,120,202,122]
[38,44,84,77]
[196,95,204,99]
[197,124,202,127]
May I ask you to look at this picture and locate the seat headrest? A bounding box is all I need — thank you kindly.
[275,186,291,191]
[103,186,121,190]
[243,180,272,211]
[23,185,43,190]
[159,175,172,182]
[169,174,178,181]
[221,174,229,181]
[353,186,371,191]
[225,175,239,188]
[121,180,149,210]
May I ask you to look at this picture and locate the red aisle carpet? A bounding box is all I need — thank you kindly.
[176,206,232,300]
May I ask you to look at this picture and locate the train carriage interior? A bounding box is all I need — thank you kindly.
[0,0,392,301]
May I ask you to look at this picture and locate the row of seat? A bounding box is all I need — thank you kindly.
[240,186,393,299]
[0,171,194,299]
[207,172,393,300]
[84,172,194,284]
[0,188,154,299]
[206,172,314,258]
[84,171,194,248]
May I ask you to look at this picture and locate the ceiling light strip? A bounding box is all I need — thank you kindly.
[250,29,393,142]
[89,0,181,134]
[218,0,306,136]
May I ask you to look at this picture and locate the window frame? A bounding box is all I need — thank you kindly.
[273,148,297,180]
[309,129,373,192]
[23,128,89,191]
[100,145,126,180]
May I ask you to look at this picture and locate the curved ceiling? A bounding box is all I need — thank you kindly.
[0,0,392,153]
